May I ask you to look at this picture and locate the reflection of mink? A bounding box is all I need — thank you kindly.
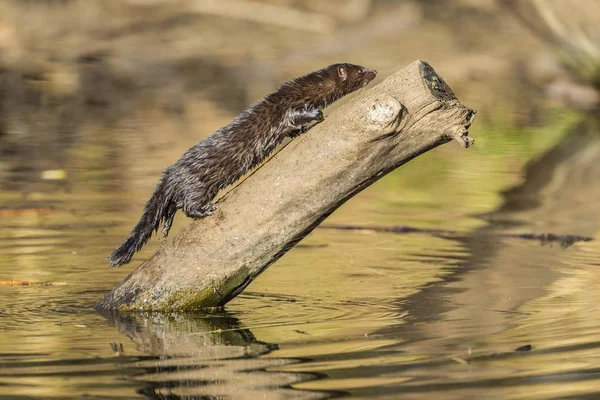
[109,63,377,267]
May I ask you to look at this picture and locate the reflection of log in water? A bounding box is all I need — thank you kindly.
[499,117,600,219]
[102,311,332,399]
[377,117,600,344]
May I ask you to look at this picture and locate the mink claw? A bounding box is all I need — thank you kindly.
[202,204,218,217]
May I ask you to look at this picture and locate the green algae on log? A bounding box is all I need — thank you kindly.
[96,60,476,312]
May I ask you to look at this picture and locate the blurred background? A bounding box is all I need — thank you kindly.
[0,0,599,399]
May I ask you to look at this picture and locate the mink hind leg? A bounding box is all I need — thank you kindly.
[183,202,217,219]
[181,187,219,219]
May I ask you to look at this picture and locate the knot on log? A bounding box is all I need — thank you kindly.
[366,95,404,128]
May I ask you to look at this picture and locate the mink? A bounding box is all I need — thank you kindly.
[108,63,377,267]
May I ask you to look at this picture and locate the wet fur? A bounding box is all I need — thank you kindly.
[109,63,377,267]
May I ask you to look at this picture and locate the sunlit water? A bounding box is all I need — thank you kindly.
[1,103,599,399]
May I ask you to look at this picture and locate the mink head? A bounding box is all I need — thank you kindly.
[281,63,377,109]
[326,63,377,97]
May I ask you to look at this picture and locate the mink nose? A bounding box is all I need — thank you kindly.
[364,68,377,76]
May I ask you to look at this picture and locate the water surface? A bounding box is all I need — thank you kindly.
[1,103,599,399]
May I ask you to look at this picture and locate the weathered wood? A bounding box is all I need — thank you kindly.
[96,60,476,312]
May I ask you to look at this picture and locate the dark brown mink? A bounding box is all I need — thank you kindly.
[108,63,377,267]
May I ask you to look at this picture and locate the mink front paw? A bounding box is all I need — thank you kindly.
[314,110,324,123]
[289,125,308,138]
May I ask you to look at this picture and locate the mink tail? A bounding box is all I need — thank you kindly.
[108,180,173,268]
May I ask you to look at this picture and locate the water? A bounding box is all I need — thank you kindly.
[0,99,599,399]
[0,1,599,390]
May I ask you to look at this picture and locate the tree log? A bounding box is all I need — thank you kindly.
[96,60,476,312]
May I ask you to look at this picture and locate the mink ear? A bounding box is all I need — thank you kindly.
[337,65,347,81]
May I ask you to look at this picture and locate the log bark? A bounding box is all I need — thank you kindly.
[96,60,476,312]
